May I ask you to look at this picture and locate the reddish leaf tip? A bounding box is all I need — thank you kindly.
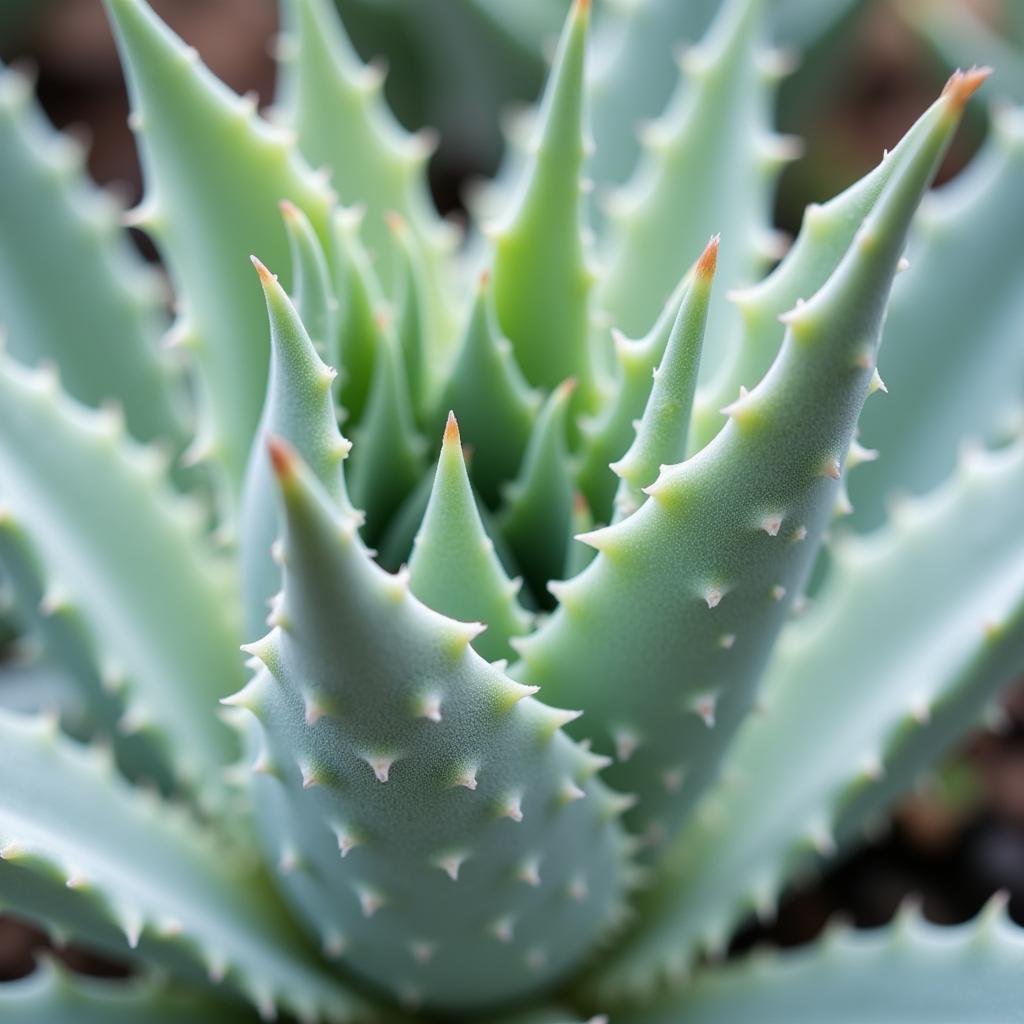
[696,233,720,280]
[941,66,993,112]
[250,255,276,286]
[444,410,461,446]
[267,435,296,480]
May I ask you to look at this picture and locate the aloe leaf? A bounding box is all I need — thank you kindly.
[490,0,597,405]
[499,381,577,599]
[232,439,632,1011]
[582,432,1024,1003]
[240,256,355,641]
[596,0,787,356]
[346,327,426,544]
[610,236,717,522]
[0,66,186,454]
[586,0,720,198]
[850,104,1024,529]
[328,207,388,427]
[280,199,336,361]
[0,512,173,789]
[408,414,532,663]
[0,709,373,1024]
[576,272,691,520]
[0,353,241,793]
[613,899,1024,1024]
[277,0,455,344]
[689,70,965,455]
[103,0,336,496]
[387,213,434,425]
[0,661,86,724]
[0,960,258,1024]
[435,272,540,509]
[511,74,985,854]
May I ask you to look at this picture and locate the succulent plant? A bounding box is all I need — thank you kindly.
[0,0,1022,1021]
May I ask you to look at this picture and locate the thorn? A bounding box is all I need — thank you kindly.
[488,916,515,943]
[415,692,442,723]
[516,856,542,887]
[869,368,888,395]
[204,950,229,984]
[909,693,932,725]
[525,947,547,971]
[792,524,808,542]
[859,752,885,782]
[690,692,718,728]
[568,874,589,902]
[770,584,787,601]
[452,765,479,791]
[432,850,469,881]
[760,514,782,537]
[114,905,144,949]
[64,871,89,891]
[270,539,285,566]
[718,633,736,650]
[322,929,347,960]
[303,695,326,727]
[557,778,587,805]
[661,766,685,793]
[299,762,324,790]
[409,940,436,966]
[497,793,524,823]
[720,385,750,418]
[823,458,842,480]
[808,821,837,857]
[613,727,641,762]
[365,754,396,783]
[537,704,583,740]
[354,884,385,918]
[332,823,362,858]
[703,587,724,609]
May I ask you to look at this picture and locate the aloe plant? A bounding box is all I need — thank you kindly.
[0,0,1021,1020]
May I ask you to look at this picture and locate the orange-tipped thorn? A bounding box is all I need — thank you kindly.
[696,233,720,280]
[444,410,461,446]
[478,268,491,289]
[557,377,578,400]
[576,0,591,13]
[267,434,296,480]
[278,199,299,221]
[941,66,993,112]
[250,255,276,286]
[385,210,406,235]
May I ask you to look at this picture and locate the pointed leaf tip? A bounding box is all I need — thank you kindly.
[278,199,300,221]
[250,255,276,286]
[696,234,720,280]
[444,410,461,446]
[940,66,993,111]
[267,434,297,480]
